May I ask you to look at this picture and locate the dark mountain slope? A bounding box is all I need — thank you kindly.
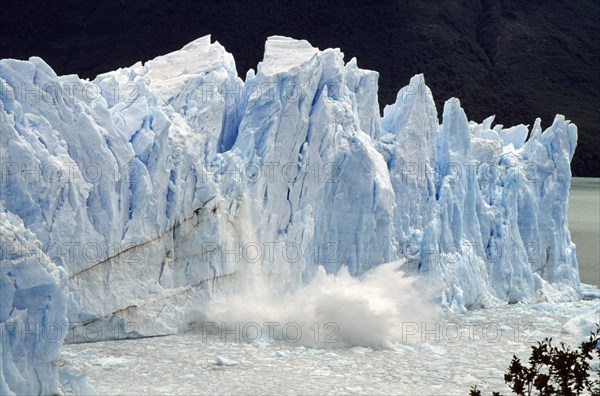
[1,0,598,175]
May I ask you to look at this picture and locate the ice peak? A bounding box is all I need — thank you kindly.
[179,34,212,52]
[259,36,319,76]
[143,34,236,93]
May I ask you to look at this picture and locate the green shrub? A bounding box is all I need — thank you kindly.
[470,324,600,395]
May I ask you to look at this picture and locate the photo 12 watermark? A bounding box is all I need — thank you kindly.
[200,321,340,344]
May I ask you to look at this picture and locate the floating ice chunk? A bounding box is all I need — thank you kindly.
[57,354,97,396]
[215,356,239,366]
[89,356,130,367]
[561,307,600,337]
[349,346,373,354]
[417,343,440,354]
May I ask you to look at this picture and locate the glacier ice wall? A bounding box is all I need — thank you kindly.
[0,209,68,395]
[0,34,580,392]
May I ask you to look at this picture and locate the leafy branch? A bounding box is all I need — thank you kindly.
[470,323,600,396]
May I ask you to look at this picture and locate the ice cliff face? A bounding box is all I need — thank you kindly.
[0,210,68,395]
[0,35,579,393]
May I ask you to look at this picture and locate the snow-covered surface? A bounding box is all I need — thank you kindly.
[61,297,599,395]
[0,35,585,393]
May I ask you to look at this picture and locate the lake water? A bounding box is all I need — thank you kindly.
[569,177,600,286]
[59,177,599,395]
[62,293,599,395]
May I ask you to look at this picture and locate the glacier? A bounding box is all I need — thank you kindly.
[0,35,580,394]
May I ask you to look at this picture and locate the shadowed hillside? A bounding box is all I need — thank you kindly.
[1,0,598,175]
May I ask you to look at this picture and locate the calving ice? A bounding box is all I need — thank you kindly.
[0,35,580,395]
